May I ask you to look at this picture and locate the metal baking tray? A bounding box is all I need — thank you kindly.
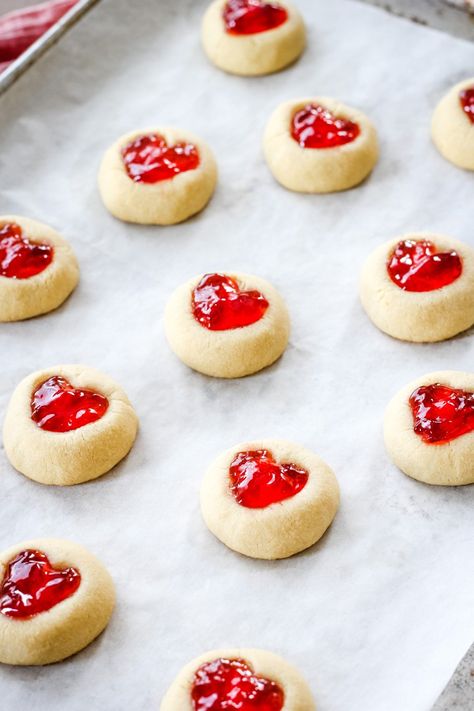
[0,0,98,95]
[0,1,473,709]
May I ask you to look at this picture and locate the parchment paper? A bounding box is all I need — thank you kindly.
[0,1,473,709]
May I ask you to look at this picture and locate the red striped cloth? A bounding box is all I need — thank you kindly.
[0,0,78,73]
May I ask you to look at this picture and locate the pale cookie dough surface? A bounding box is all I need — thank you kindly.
[431,77,474,170]
[0,215,79,322]
[359,233,474,342]
[3,364,138,486]
[0,538,115,666]
[384,370,474,486]
[200,439,339,559]
[263,97,379,193]
[160,648,316,710]
[201,0,306,76]
[164,272,290,378]
[98,127,217,225]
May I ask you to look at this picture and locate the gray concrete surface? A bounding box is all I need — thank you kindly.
[432,642,474,710]
[357,0,474,40]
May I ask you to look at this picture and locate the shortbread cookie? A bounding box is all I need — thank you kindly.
[360,233,474,342]
[263,97,379,193]
[0,538,114,665]
[384,371,474,486]
[3,365,138,485]
[98,127,217,225]
[202,0,306,76]
[200,439,339,559]
[0,215,79,322]
[164,272,290,378]
[432,78,474,170]
[161,648,316,710]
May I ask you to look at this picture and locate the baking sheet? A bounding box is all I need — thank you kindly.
[0,0,473,709]
[0,0,98,96]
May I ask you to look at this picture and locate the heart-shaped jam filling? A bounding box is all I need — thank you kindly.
[460,87,474,124]
[409,383,474,444]
[291,104,360,149]
[192,273,269,331]
[387,239,462,292]
[223,0,288,35]
[122,134,200,184]
[31,375,109,432]
[192,657,284,711]
[0,549,81,619]
[230,449,308,508]
[0,223,53,279]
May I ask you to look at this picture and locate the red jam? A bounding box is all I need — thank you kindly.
[291,104,360,149]
[122,134,200,184]
[192,273,269,331]
[192,658,284,711]
[0,549,80,619]
[230,449,308,508]
[0,223,53,279]
[387,239,462,292]
[31,376,109,432]
[409,384,474,444]
[460,87,474,124]
[223,0,287,35]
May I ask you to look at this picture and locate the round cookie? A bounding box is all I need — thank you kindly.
[0,215,79,322]
[164,272,290,378]
[263,97,379,193]
[359,233,474,342]
[98,127,217,225]
[0,538,115,665]
[3,364,138,485]
[431,77,474,170]
[201,0,306,76]
[161,648,316,710]
[200,439,339,559]
[384,370,474,486]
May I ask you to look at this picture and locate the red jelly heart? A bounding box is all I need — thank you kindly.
[387,239,462,292]
[223,0,287,35]
[192,273,269,331]
[122,134,200,184]
[230,449,308,508]
[0,549,80,619]
[0,223,53,279]
[291,104,360,149]
[31,375,109,433]
[192,657,284,711]
[460,87,474,124]
[409,383,474,444]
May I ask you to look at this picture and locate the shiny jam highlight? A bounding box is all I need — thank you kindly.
[191,657,285,711]
[122,134,199,184]
[460,87,474,124]
[31,376,109,432]
[223,0,288,35]
[291,104,360,149]
[230,449,309,508]
[192,273,269,331]
[387,239,462,292]
[409,384,474,444]
[0,550,81,619]
[0,223,53,279]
